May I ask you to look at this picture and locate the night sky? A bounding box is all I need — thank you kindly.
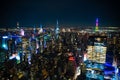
[0,0,120,28]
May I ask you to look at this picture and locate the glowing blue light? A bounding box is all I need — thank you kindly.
[115,67,119,73]
[2,44,7,49]
[16,55,20,60]
[3,44,6,48]
[28,54,31,64]
[2,36,8,39]
[105,63,113,67]
[104,71,115,75]
[56,27,59,31]
[91,70,94,74]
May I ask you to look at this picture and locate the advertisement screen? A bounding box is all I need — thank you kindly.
[87,43,107,63]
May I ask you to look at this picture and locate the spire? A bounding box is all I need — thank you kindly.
[56,19,59,29]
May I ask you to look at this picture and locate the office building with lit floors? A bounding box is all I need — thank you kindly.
[85,35,107,80]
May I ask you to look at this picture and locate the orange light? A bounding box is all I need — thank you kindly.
[69,57,75,61]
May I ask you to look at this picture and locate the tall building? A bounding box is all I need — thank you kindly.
[55,20,60,39]
[95,18,99,32]
[85,36,107,79]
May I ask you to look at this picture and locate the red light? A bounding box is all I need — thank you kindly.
[69,57,75,61]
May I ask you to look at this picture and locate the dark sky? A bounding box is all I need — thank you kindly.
[0,0,120,27]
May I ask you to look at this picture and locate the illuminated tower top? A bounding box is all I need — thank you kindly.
[55,20,60,39]
[95,18,99,31]
[96,18,98,27]
[56,20,59,29]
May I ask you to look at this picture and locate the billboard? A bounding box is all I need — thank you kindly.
[87,36,107,63]
[87,43,107,63]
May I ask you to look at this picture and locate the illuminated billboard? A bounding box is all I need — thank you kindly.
[87,36,107,63]
[87,43,107,63]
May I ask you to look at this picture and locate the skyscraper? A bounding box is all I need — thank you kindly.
[55,20,60,39]
[95,18,99,31]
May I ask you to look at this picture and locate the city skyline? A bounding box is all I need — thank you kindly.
[0,0,120,27]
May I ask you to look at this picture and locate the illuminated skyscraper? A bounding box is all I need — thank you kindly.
[55,20,60,39]
[95,18,99,31]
